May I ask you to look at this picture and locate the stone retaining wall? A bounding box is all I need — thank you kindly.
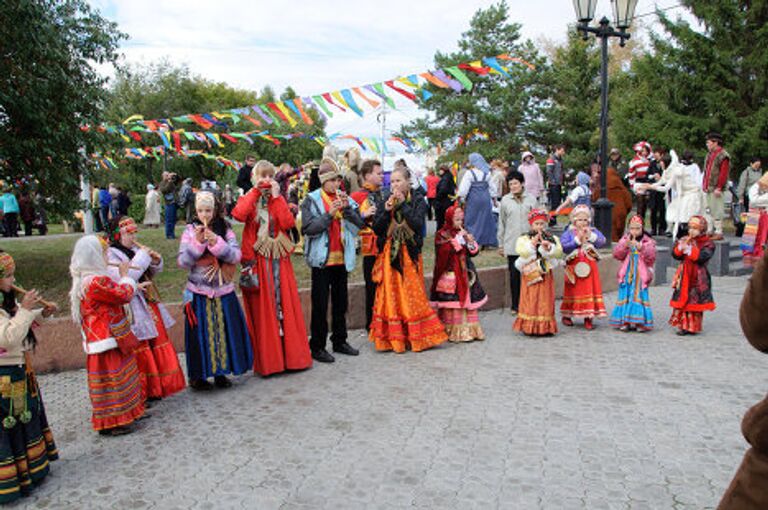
[31,254,625,373]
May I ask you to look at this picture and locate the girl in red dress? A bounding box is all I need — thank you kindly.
[559,205,607,330]
[430,204,487,342]
[669,215,716,335]
[70,235,145,435]
[106,216,186,400]
[232,160,312,376]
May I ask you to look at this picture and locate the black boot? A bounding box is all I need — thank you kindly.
[333,342,359,356]
[312,349,335,363]
[214,376,232,389]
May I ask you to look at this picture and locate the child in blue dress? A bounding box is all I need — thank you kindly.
[609,215,656,331]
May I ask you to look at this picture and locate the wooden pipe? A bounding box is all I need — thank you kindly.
[12,285,57,309]
[107,262,141,270]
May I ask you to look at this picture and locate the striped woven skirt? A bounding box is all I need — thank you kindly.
[0,365,58,504]
[184,291,253,381]
[87,349,145,431]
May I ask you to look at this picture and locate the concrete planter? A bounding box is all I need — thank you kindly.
[31,254,626,374]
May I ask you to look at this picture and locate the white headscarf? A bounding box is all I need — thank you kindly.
[69,235,109,323]
[195,191,216,210]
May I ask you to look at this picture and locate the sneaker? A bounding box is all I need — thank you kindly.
[312,349,335,363]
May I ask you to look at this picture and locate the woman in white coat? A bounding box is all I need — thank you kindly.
[641,150,704,238]
[143,184,161,227]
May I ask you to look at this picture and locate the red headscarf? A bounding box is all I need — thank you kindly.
[440,203,462,237]
[432,203,469,303]
[528,209,548,225]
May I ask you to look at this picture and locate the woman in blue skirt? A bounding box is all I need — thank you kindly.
[458,153,498,247]
[178,191,253,390]
[609,215,656,331]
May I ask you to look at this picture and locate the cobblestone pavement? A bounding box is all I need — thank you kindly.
[15,275,764,509]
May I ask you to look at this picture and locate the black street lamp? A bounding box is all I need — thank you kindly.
[572,0,638,245]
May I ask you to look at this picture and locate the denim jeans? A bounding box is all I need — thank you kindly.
[164,203,177,239]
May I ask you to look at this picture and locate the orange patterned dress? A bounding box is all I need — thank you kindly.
[369,194,447,353]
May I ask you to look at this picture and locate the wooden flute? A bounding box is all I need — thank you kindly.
[12,285,57,309]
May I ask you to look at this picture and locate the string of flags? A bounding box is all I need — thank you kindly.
[90,132,432,171]
[91,148,240,171]
[88,54,536,170]
[88,125,431,152]
[103,54,535,132]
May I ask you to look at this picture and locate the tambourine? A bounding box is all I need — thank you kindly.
[584,245,602,261]
[574,261,591,278]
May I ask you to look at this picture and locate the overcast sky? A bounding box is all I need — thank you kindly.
[88,0,689,162]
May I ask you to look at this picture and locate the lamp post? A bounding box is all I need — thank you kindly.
[572,0,638,245]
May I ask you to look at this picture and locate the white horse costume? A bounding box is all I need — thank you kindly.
[647,150,706,237]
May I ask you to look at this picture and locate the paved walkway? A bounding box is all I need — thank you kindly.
[18,275,764,509]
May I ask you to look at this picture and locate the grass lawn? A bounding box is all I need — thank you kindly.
[2,223,505,316]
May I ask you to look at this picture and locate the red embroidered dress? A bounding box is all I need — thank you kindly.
[669,235,716,333]
[79,275,145,431]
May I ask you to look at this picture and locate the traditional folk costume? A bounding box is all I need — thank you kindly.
[369,190,447,353]
[741,174,768,267]
[592,167,632,242]
[629,141,652,222]
[70,236,145,432]
[566,172,592,208]
[430,205,487,342]
[351,183,384,331]
[669,215,716,335]
[609,216,656,331]
[560,205,608,328]
[178,193,253,386]
[232,182,311,377]
[703,133,730,238]
[512,210,563,336]
[458,153,497,247]
[0,253,58,503]
[143,185,161,227]
[107,217,185,399]
[717,250,768,510]
[647,150,705,238]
